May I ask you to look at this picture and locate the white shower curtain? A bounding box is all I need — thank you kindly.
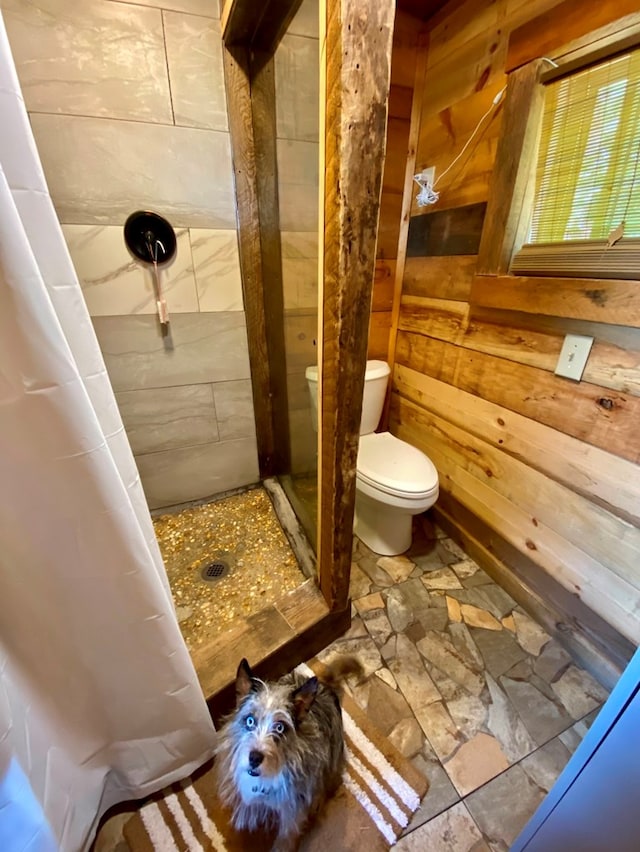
[0,14,215,851]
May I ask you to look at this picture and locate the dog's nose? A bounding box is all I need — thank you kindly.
[248,750,264,769]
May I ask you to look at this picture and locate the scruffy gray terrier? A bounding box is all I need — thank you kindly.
[214,656,362,851]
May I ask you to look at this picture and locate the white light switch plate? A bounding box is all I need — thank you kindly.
[554,334,594,381]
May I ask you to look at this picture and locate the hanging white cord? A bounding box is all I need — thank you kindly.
[147,237,169,326]
[433,85,506,189]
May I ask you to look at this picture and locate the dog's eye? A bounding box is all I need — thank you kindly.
[273,721,287,736]
[245,715,256,729]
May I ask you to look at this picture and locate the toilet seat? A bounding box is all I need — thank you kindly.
[357,432,438,499]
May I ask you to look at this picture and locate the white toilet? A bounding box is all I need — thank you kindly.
[305,360,439,556]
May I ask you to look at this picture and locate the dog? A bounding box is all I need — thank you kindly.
[214,656,362,851]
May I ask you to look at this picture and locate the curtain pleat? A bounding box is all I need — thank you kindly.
[0,14,215,851]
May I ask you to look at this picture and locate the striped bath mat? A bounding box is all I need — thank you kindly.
[124,665,428,851]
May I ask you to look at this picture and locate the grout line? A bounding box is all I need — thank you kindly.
[348,544,606,844]
[27,108,229,134]
[107,0,220,23]
[160,9,176,126]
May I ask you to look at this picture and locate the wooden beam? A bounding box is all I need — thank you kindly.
[403,255,477,302]
[394,364,640,526]
[395,330,640,464]
[393,394,640,590]
[318,0,395,610]
[222,0,303,51]
[507,0,640,73]
[222,46,290,477]
[383,26,429,431]
[471,273,640,328]
[391,396,640,645]
[398,296,640,398]
[476,59,546,275]
[193,578,351,722]
[250,49,291,474]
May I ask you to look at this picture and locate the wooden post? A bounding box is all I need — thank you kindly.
[382,26,429,430]
[317,0,395,610]
[222,46,290,477]
[476,59,546,276]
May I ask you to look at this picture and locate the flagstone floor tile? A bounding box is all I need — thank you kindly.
[464,720,596,851]
[395,802,491,851]
[327,524,609,845]
[405,755,460,831]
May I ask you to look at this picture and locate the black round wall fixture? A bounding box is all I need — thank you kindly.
[124,210,177,265]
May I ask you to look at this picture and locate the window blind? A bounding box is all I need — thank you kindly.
[511,47,640,279]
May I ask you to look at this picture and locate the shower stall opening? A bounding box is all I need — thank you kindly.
[151,484,311,652]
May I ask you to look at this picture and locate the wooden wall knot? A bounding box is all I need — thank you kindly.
[585,288,607,307]
[597,397,614,411]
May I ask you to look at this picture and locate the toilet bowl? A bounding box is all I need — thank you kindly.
[305,360,439,556]
[355,430,438,555]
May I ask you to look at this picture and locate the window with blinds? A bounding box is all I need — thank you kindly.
[511,47,640,280]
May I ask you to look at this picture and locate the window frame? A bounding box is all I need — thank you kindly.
[470,8,640,327]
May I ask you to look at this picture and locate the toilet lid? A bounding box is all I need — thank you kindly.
[357,432,438,498]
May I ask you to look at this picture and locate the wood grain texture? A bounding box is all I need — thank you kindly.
[388,83,414,121]
[198,585,351,722]
[403,255,477,301]
[223,47,290,476]
[471,274,640,328]
[368,311,392,360]
[251,50,291,473]
[318,0,395,610]
[223,46,279,476]
[415,78,505,214]
[394,364,640,526]
[383,25,429,430]
[395,330,640,464]
[507,0,640,72]
[376,193,404,259]
[372,259,396,311]
[390,395,640,643]
[398,296,640,397]
[476,60,545,275]
[392,393,640,588]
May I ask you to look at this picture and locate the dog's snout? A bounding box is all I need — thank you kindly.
[248,750,264,769]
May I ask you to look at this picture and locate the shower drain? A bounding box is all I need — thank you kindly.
[200,558,230,583]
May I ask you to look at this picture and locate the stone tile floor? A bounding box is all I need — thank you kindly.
[317,515,609,850]
[95,512,611,851]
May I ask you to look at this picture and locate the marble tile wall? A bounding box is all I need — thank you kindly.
[2,0,259,507]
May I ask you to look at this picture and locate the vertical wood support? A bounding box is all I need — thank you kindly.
[476,59,546,275]
[317,0,395,610]
[382,26,429,430]
[223,46,290,477]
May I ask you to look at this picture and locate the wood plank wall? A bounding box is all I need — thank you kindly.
[387,0,640,651]
[367,10,421,360]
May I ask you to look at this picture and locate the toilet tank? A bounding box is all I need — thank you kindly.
[305,360,391,435]
[361,360,391,435]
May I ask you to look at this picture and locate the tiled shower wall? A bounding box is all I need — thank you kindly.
[275,0,319,475]
[2,0,259,509]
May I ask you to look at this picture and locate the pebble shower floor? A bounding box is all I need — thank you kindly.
[153,487,305,649]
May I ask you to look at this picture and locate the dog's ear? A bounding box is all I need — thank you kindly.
[235,658,254,704]
[292,676,319,722]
